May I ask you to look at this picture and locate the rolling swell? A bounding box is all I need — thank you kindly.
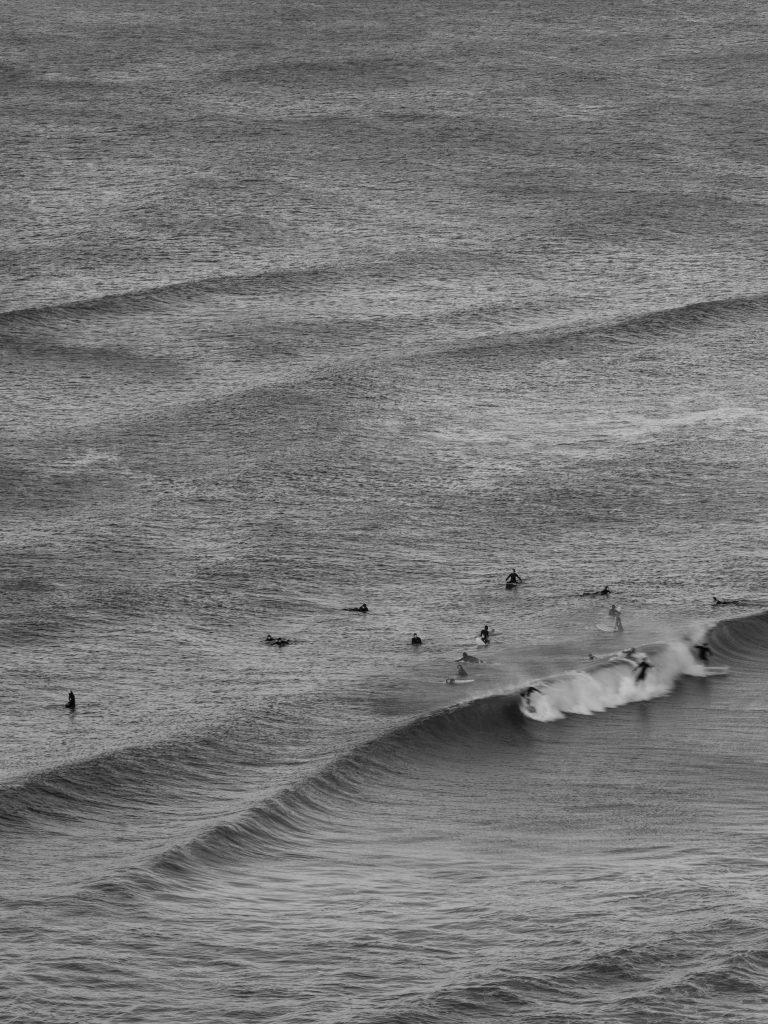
[99,693,528,892]
[4,268,766,347]
[0,714,290,833]
[0,269,306,329]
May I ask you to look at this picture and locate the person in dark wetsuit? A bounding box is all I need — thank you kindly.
[456,662,470,678]
[693,642,711,664]
[479,623,490,643]
[634,657,653,682]
[580,586,612,597]
[65,690,76,710]
[411,633,422,645]
[505,570,523,589]
[344,604,368,613]
[458,651,480,664]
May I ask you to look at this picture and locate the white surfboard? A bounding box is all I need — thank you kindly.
[704,665,730,677]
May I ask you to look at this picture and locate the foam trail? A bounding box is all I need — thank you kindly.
[520,639,711,722]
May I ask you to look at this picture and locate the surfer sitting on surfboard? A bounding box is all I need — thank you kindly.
[411,633,422,645]
[65,690,76,710]
[505,569,523,588]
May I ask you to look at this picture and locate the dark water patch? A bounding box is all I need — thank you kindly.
[218,53,422,89]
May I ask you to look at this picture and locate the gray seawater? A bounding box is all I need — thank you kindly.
[3,1,768,1021]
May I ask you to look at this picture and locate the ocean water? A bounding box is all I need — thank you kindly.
[3,1,768,1021]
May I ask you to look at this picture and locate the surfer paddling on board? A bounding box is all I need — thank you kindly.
[580,585,612,597]
[343,603,368,613]
[458,651,481,664]
[505,569,523,589]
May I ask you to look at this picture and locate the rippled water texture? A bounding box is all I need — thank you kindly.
[3,0,768,1021]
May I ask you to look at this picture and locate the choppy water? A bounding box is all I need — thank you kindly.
[4,1,768,1021]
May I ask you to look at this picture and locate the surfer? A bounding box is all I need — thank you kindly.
[607,604,624,631]
[65,690,76,710]
[479,623,490,643]
[411,633,422,645]
[343,603,368,613]
[633,657,653,682]
[458,651,480,663]
[505,569,523,588]
[456,662,470,678]
[712,596,741,606]
[265,634,290,646]
[580,586,612,596]
[693,641,711,664]
[521,686,541,699]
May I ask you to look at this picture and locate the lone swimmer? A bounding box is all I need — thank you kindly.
[65,690,76,710]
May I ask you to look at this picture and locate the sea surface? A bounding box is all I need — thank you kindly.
[3,1,768,1021]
